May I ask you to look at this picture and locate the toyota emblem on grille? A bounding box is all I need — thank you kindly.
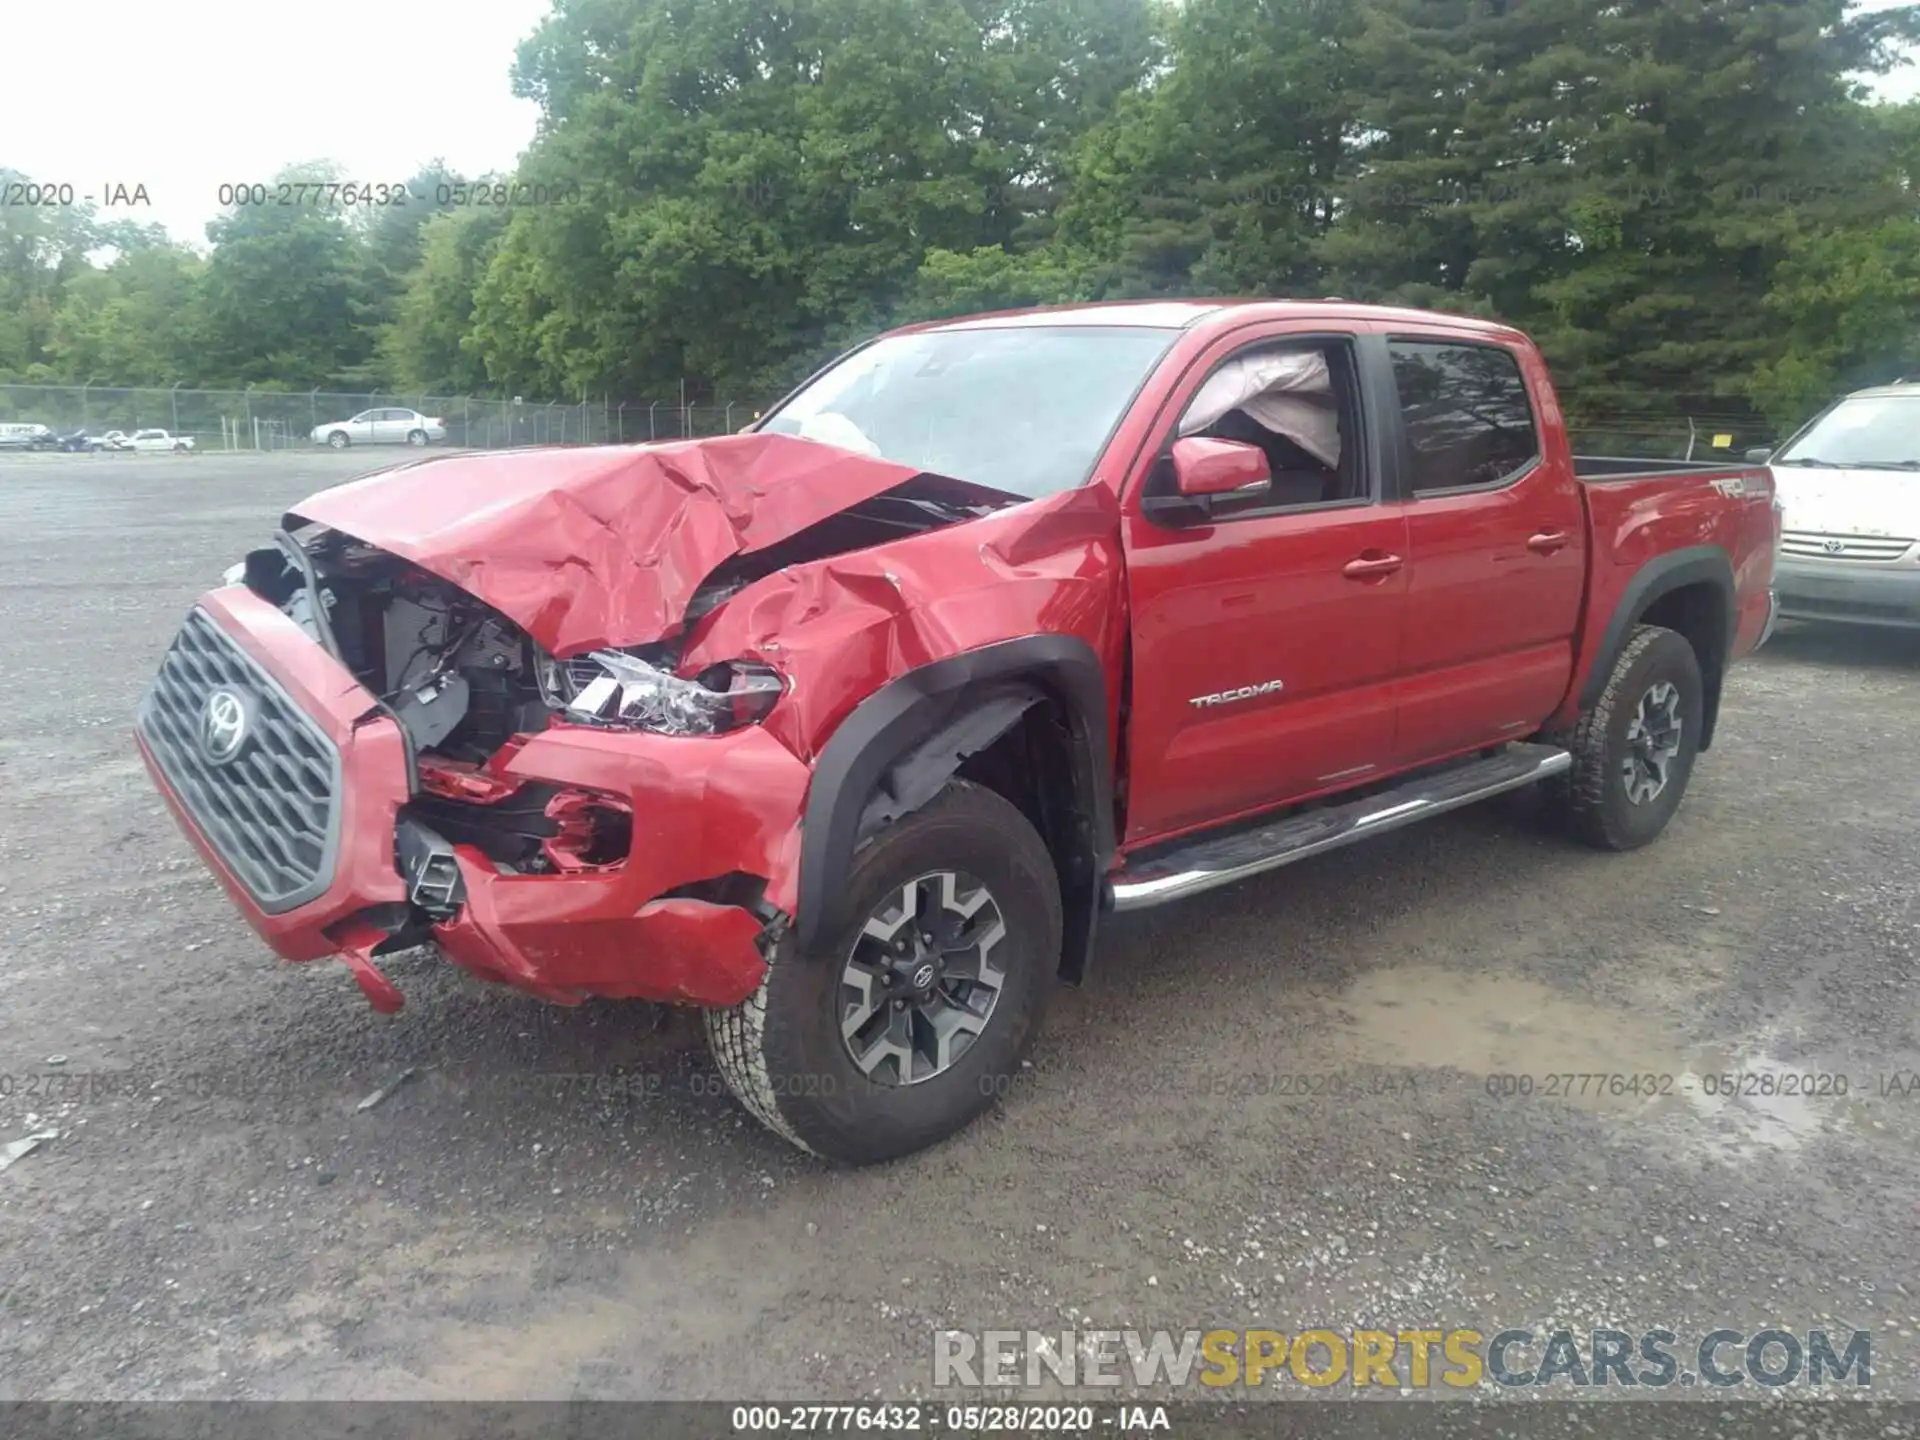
[202,689,252,765]
[1823,539,1847,554]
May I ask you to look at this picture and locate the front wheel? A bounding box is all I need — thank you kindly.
[1551,624,1704,851]
[327,431,350,450]
[706,780,1060,1164]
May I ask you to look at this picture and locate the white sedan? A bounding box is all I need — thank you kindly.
[128,429,195,453]
[311,408,447,449]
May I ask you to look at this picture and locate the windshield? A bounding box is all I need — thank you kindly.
[1775,394,1920,470]
[761,325,1179,499]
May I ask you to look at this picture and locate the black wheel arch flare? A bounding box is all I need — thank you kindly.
[1579,544,1737,751]
[795,635,1116,983]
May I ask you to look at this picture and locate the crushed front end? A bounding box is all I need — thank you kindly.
[134,526,809,1011]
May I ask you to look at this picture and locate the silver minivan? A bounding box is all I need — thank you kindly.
[1764,383,1920,630]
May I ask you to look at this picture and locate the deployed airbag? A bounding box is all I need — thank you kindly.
[1178,350,1341,468]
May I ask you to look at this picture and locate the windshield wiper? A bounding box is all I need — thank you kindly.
[1840,460,1920,471]
[1774,456,1837,466]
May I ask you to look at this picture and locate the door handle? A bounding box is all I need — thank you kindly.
[1527,530,1569,554]
[1342,553,1404,580]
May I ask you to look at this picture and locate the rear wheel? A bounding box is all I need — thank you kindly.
[1552,624,1704,851]
[406,428,428,446]
[706,781,1059,1164]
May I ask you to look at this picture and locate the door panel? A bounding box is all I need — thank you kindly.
[1394,470,1585,758]
[1383,336,1586,763]
[1122,504,1408,840]
[1392,636,1575,748]
[1120,323,1409,843]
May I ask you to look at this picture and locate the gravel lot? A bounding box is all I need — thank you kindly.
[2,450,1919,1405]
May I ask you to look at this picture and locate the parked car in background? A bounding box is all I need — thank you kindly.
[128,429,195,453]
[310,408,446,449]
[138,299,1778,1165]
[0,423,57,450]
[1760,381,1920,629]
[97,430,133,451]
[56,429,104,452]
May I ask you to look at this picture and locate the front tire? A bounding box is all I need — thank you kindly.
[1553,624,1704,851]
[327,431,350,450]
[707,780,1060,1164]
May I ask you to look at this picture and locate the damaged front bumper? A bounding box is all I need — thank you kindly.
[135,586,808,1010]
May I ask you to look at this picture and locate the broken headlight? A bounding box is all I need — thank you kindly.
[558,649,784,736]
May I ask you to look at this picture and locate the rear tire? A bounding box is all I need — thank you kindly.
[407,429,428,446]
[706,780,1059,1164]
[1552,624,1704,851]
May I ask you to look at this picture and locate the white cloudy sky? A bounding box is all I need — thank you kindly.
[0,0,1913,247]
[0,0,553,244]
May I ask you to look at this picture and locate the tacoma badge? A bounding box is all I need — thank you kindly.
[1189,679,1285,709]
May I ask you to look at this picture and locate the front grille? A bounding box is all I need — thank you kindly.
[137,609,342,912]
[1780,531,1915,562]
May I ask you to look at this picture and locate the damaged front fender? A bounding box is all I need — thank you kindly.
[677,484,1129,961]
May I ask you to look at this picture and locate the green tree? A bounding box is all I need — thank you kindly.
[472,0,1155,401]
[357,162,472,384]
[0,169,99,380]
[380,204,511,392]
[895,243,1096,323]
[1055,0,1358,298]
[1319,0,1920,411]
[1748,216,1920,425]
[196,162,379,386]
[44,232,204,386]
[1748,102,1920,425]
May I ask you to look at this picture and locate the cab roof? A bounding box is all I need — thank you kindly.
[901,297,1528,344]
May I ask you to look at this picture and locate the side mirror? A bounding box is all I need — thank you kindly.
[1745,447,1773,464]
[1170,436,1271,498]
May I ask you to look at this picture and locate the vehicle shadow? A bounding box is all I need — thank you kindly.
[1759,619,1920,671]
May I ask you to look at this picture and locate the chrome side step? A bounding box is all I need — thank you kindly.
[1107,743,1571,913]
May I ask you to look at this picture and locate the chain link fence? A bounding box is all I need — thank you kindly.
[0,384,766,451]
[1564,407,1777,462]
[0,382,1779,463]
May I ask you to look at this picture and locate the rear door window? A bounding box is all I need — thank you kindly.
[1389,341,1540,493]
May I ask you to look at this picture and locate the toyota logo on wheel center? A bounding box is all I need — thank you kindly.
[201,689,252,764]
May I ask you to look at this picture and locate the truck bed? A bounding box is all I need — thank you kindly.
[1555,459,1779,735]
[1574,455,1755,481]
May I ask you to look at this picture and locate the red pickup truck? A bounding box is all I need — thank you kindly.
[135,301,1779,1163]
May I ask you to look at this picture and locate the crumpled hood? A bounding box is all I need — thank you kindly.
[288,434,932,654]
